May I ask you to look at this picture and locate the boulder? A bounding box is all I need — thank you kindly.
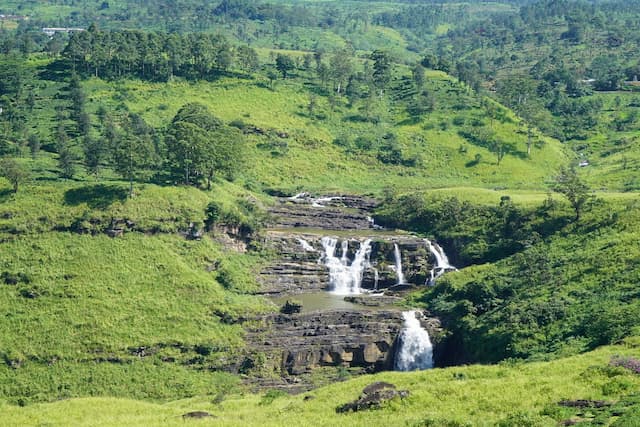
[336,382,409,413]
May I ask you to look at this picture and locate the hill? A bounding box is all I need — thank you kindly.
[2,340,640,426]
[0,0,639,424]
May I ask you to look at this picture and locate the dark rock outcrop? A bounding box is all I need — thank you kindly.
[336,382,409,413]
[182,411,215,419]
[246,310,405,375]
[245,310,442,377]
[267,195,378,230]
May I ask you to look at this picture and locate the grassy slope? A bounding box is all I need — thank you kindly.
[0,39,573,408]
[84,70,567,194]
[2,341,639,426]
[0,169,271,404]
[410,195,640,363]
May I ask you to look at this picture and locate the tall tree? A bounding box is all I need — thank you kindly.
[83,136,104,177]
[165,103,243,187]
[236,45,259,73]
[370,50,392,94]
[329,48,353,94]
[112,131,157,197]
[275,53,294,79]
[0,157,28,193]
[553,165,592,221]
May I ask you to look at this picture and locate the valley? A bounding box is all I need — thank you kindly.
[0,0,639,425]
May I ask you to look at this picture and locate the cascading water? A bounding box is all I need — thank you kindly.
[393,243,405,284]
[297,238,316,252]
[425,239,457,285]
[312,196,342,208]
[320,237,372,295]
[394,310,434,371]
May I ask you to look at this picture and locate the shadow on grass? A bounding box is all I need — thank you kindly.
[38,59,70,82]
[64,184,128,209]
[0,188,13,203]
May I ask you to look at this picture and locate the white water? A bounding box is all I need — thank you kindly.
[320,237,372,295]
[393,243,405,284]
[297,238,316,252]
[425,239,457,285]
[288,192,309,200]
[312,196,342,208]
[287,192,343,208]
[394,310,434,371]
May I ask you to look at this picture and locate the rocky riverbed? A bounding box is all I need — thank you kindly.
[242,194,449,391]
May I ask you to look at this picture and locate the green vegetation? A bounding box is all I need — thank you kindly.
[1,0,640,423]
[2,341,639,426]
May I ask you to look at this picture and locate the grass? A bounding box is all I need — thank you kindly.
[0,230,268,403]
[0,165,272,404]
[1,341,639,426]
[81,68,568,195]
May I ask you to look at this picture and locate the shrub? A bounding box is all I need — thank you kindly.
[610,356,640,374]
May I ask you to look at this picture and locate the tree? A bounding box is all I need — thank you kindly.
[590,55,625,91]
[236,45,259,73]
[112,131,157,196]
[83,136,105,177]
[165,104,216,185]
[27,134,40,158]
[329,48,353,94]
[411,63,425,89]
[0,157,28,193]
[57,141,77,179]
[165,103,243,188]
[553,165,592,221]
[203,127,243,189]
[370,50,392,93]
[275,53,294,79]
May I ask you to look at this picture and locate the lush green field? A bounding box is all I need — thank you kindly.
[2,1,640,422]
[0,171,272,404]
[82,71,567,194]
[2,340,639,426]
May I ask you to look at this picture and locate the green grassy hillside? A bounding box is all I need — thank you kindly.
[2,1,640,423]
[2,340,639,426]
[83,70,567,194]
[0,170,271,404]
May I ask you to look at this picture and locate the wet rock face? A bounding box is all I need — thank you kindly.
[266,195,378,230]
[257,232,433,295]
[246,310,403,375]
[245,310,442,376]
[244,193,448,389]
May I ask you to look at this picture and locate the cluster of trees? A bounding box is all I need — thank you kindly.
[165,103,243,189]
[377,166,594,266]
[79,102,243,195]
[373,3,467,36]
[435,0,640,142]
[63,26,259,81]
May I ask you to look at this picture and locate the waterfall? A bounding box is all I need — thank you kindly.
[425,239,457,285]
[320,237,372,295]
[297,238,316,252]
[287,193,341,208]
[393,243,405,284]
[312,196,342,208]
[288,192,309,201]
[395,310,434,371]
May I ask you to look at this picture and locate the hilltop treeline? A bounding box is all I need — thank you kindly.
[63,26,259,81]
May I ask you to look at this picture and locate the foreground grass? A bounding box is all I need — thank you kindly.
[0,176,271,404]
[2,341,639,426]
